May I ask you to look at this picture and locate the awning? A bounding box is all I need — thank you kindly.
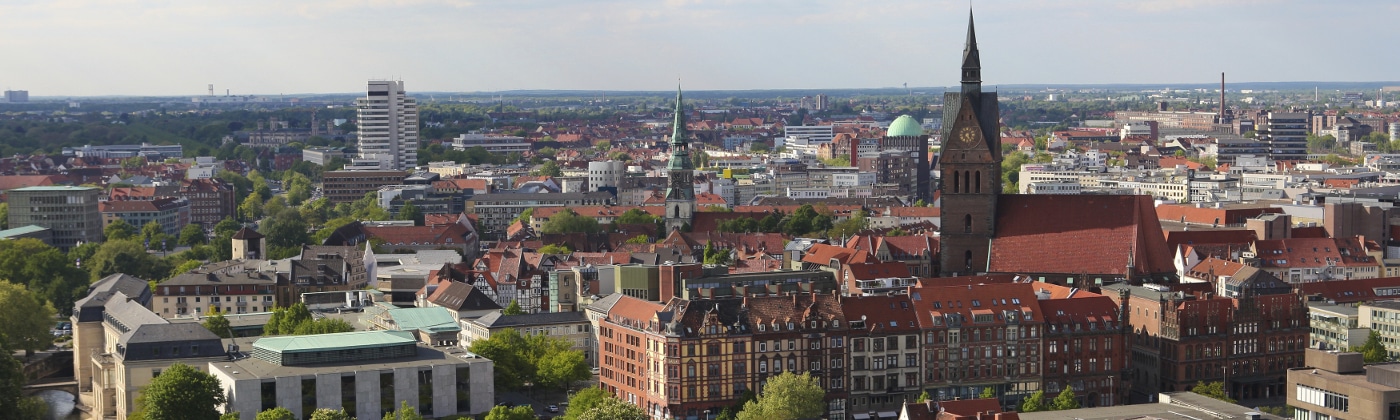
[878,411,899,419]
[852,414,871,420]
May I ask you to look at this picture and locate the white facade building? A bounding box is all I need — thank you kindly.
[356,80,419,171]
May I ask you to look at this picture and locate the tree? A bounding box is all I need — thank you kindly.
[540,210,600,234]
[625,235,650,244]
[703,242,732,266]
[381,401,424,420]
[468,328,586,392]
[178,224,208,247]
[916,390,931,403]
[594,140,612,153]
[105,218,138,241]
[87,239,172,281]
[828,209,868,239]
[239,193,264,221]
[0,281,57,355]
[535,160,563,177]
[575,396,647,420]
[1190,381,1235,404]
[140,220,165,245]
[0,238,91,316]
[1020,389,1047,412]
[563,387,609,420]
[256,407,295,420]
[503,300,525,315]
[220,413,241,420]
[308,408,354,420]
[130,363,227,420]
[513,208,535,225]
[0,203,8,230]
[980,387,998,399]
[535,345,590,390]
[202,308,232,338]
[397,201,424,226]
[483,405,537,420]
[615,208,657,224]
[0,339,49,420]
[538,243,572,254]
[1050,387,1080,410]
[214,217,242,237]
[736,372,824,420]
[1355,330,1388,363]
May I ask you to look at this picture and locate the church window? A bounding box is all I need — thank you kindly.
[965,250,973,272]
[953,172,960,193]
[673,206,679,218]
[975,171,981,193]
[964,214,972,234]
[963,171,970,193]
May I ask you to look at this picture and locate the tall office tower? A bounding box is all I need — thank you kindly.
[356,80,419,171]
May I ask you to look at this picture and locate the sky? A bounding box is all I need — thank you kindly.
[2,0,1397,97]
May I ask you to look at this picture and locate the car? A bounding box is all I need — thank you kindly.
[590,367,600,375]
[547,405,559,413]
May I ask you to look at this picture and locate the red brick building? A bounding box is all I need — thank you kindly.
[1037,286,1127,408]
[909,283,1045,408]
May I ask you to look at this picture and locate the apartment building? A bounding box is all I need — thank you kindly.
[464,192,614,237]
[99,197,190,236]
[356,80,419,171]
[156,260,279,318]
[322,170,408,203]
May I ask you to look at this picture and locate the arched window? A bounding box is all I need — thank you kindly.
[964,214,973,233]
[963,170,971,194]
[975,171,982,193]
[965,250,973,272]
[673,206,680,218]
[952,171,960,193]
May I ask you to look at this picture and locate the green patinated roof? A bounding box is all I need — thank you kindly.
[386,307,460,333]
[0,225,48,238]
[253,330,415,354]
[887,115,923,137]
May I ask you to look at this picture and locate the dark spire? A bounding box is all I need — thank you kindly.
[961,9,982,91]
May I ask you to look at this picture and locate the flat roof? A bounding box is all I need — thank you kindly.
[253,330,415,354]
[211,344,489,380]
[1019,392,1281,420]
[1290,366,1400,393]
[9,186,97,192]
[0,225,48,237]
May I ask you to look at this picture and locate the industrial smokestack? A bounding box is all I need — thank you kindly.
[1220,72,1225,118]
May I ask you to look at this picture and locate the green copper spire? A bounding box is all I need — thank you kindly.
[670,84,687,146]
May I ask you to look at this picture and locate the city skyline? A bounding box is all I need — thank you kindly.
[2,0,1398,96]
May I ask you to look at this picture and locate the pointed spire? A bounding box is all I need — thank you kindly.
[961,8,982,87]
[671,82,687,146]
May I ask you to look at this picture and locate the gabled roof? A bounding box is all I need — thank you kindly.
[840,295,919,333]
[1299,277,1400,304]
[990,195,1174,277]
[231,227,264,240]
[427,281,503,312]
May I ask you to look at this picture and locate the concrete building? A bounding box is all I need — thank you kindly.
[1288,348,1400,420]
[1308,303,1367,351]
[463,311,594,365]
[4,90,29,103]
[6,186,102,250]
[303,147,346,166]
[100,197,190,236]
[588,160,625,192]
[61,143,183,160]
[1358,301,1400,361]
[356,80,419,171]
[450,133,530,154]
[1261,112,1310,161]
[784,125,835,144]
[323,170,408,203]
[157,259,279,317]
[212,330,494,420]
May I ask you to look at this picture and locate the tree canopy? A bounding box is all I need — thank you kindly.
[467,328,590,391]
[130,363,227,420]
[540,210,601,234]
[0,280,56,355]
[0,238,91,316]
[255,407,295,420]
[615,208,657,224]
[483,405,537,420]
[0,338,48,419]
[1050,388,1080,411]
[264,303,353,336]
[575,396,647,420]
[736,372,824,420]
[1355,330,1388,363]
[1190,380,1235,404]
[1020,389,1046,413]
[105,218,138,241]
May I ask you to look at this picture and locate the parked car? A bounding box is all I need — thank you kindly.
[547,405,559,413]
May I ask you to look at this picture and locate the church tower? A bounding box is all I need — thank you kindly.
[939,10,1003,276]
[665,86,696,232]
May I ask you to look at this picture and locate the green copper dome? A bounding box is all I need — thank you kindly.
[886,115,923,137]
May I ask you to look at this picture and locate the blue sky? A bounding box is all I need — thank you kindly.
[2,0,1395,96]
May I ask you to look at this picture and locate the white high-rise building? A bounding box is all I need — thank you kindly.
[356,80,419,171]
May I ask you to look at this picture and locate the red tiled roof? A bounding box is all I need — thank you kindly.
[840,295,919,333]
[1298,277,1400,304]
[1254,236,1376,269]
[0,175,59,191]
[908,283,1041,329]
[1155,204,1282,226]
[607,294,666,325]
[990,195,1174,276]
[1163,229,1257,252]
[846,262,910,280]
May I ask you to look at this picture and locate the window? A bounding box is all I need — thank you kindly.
[964,214,973,233]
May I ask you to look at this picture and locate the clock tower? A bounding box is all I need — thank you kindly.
[939,10,1002,276]
[665,86,696,232]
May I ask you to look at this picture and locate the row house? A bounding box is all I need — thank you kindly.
[1037,289,1126,408]
[841,295,921,418]
[598,294,849,420]
[844,234,939,278]
[1250,236,1380,282]
[909,283,1045,409]
[1106,283,1308,403]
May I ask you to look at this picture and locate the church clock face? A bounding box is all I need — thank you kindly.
[958,126,977,145]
